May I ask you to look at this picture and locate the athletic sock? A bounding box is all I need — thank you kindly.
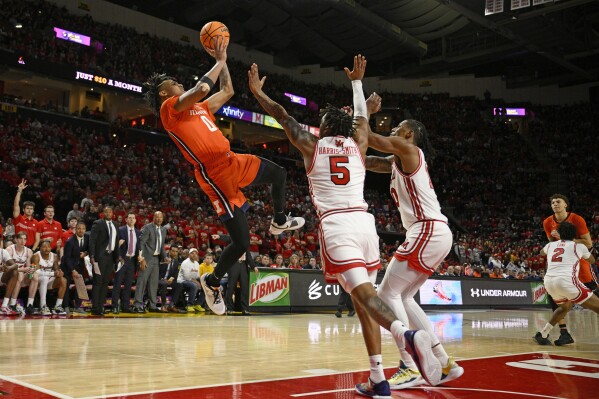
[432,342,450,367]
[541,323,553,338]
[27,298,34,306]
[369,355,385,384]
[559,324,568,334]
[55,299,63,307]
[390,320,408,349]
[1,298,9,308]
[9,298,17,306]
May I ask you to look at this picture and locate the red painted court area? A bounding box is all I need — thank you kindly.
[1,353,598,399]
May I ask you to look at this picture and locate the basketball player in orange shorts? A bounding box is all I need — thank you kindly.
[542,193,596,345]
[143,37,304,315]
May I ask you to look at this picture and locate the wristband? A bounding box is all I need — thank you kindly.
[199,75,215,90]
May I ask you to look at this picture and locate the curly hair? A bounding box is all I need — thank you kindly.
[143,73,175,116]
[319,104,356,138]
[557,221,576,241]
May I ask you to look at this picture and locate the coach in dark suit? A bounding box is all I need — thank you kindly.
[89,206,119,315]
[112,212,141,313]
[158,246,184,311]
[133,211,167,313]
[61,221,89,312]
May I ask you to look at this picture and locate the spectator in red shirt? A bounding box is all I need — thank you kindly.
[12,179,39,249]
[271,254,284,268]
[287,254,302,270]
[59,217,78,257]
[249,226,262,260]
[34,205,63,253]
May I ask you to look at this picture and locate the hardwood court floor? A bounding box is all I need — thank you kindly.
[0,309,597,398]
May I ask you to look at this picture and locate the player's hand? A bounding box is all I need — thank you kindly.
[17,179,28,192]
[344,54,367,81]
[340,106,353,116]
[208,35,228,62]
[551,230,560,240]
[366,92,382,114]
[72,270,80,278]
[139,257,147,270]
[211,234,220,240]
[248,63,266,94]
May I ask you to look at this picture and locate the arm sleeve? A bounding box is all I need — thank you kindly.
[352,80,367,119]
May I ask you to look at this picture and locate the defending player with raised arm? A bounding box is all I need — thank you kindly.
[362,93,464,389]
[143,37,304,316]
[249,55,442,399]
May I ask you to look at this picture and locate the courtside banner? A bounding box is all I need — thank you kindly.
[290,272,341,307]
[461,279,533,306]
[531,282,549,304]
[249,271,290,307]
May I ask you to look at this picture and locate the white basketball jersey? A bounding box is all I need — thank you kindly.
[36,251,55,272]
[390,149,447,229]
[307,136,368,215]
[543,241,590,278]
[6,245,29,267]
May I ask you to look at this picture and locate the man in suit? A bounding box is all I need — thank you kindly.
[60,221,89,313]
[112,212,140,313]
[89,206,119,315]
[133,211,167,313]
[158,246,185,312]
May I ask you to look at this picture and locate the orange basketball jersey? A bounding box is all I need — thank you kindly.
[543,212,593,283]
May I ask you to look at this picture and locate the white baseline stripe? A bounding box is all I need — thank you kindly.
[0,372,74,399]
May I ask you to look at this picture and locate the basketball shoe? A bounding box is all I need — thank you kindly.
[554,331,574,346]
[269,214,305,235]
[200,273,225,315]
[355,378,391,398]
[438,357,464,385]
[403,330,442,386]
[533,332,552,345]
[388,360,425,390]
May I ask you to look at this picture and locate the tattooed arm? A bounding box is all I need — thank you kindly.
[248,63,317,160]
[207,63,234,114]
[365,155,393,173]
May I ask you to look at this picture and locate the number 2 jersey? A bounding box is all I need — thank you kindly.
[543,240,591,279]
[306,136,368,216]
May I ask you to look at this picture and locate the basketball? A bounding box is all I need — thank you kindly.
[200,21,229,51]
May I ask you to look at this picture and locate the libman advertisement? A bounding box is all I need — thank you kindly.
[531,282,549,304]
[249,271,290,307]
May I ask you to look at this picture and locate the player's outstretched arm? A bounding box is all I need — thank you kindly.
[206,63,234,114]
[13,178,27,218]
[365,155,393,173]
[248,63,316,157]
[345,54,368,153]
[175,36,228,113]
[368,128,416,158]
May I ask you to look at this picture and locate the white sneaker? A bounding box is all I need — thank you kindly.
[388,365,425,390]
[40,305,52,316]
[11,304,25,315]
[200,273,226,315]
[52,306,67,315]
[403,330,442,386]
[0,306,18,316]
[439,357,464,385]
[269,214,305,235]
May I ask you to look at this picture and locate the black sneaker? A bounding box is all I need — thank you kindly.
[533,332,552,345]
[335,311,342,318]
[347,310,356,317]
[25,304,35,315]
[554,331,575,346]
